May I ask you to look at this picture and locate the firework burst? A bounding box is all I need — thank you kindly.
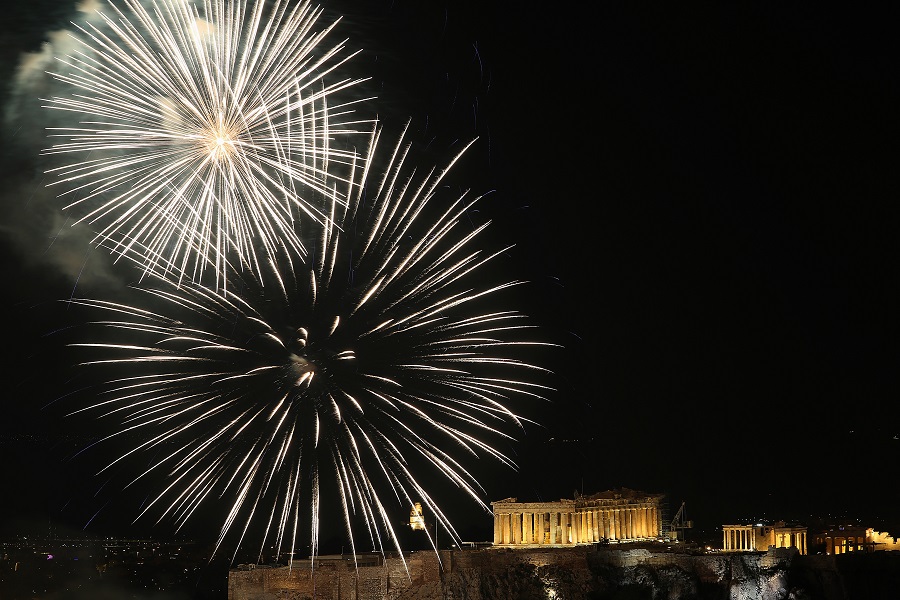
[66,126,555,561]
[42,0,371,289]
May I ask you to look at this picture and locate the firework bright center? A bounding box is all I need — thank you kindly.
[205,127,238,162]
[288,353,318,387]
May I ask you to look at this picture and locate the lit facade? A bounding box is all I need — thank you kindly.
[491,489,663,547]
[409,503,426,531]
[813,526,900,554]
[722,522,808,554]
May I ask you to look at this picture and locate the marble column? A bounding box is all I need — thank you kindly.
[512,513,519,544]
[616,508,622,539]
[581,511,593,542]
[632,507,638,538]
[590,510,595,542]
[549,512,558,544]
[537,513,545,544]
[571,513,578,544]
[561,513,568,544]
[635,507,642,538]
[629,508,636,538]
[523,513,532,544]
[624,508,631,539]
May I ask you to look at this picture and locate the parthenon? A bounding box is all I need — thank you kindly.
[492,489,664,547]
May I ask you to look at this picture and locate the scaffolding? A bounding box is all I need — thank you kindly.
[660,501,671,539]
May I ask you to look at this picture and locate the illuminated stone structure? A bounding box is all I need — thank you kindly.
[409,503,426,531]
[722,522,808,555]
[491,489,664,547]
[813,526,900,554]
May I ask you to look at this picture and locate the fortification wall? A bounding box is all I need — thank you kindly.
[228,551,442,600]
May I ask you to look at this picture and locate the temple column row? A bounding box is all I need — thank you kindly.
[493,511,570,545]
[495,504,662,545]
[723,527,756,551]
[575,505,659,543]
[776,531,807,554]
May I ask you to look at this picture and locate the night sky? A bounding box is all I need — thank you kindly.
[1,0,899,552]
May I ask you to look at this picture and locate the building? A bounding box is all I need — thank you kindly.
[491,488,664,547]
[409,502,426,531]
[722,522,808,554]
[812,526,900,554]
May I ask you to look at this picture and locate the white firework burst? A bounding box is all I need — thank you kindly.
[42,0,372,289]
[65,126,555,562]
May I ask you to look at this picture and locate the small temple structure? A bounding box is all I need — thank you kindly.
[491,488,664,547]
[812,525,900,554]
[722,522,808,554]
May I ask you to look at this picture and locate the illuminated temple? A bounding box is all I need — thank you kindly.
[492,489,664,547]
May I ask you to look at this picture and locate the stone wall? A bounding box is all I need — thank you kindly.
[228,551,442,600]
[228,545,900,600]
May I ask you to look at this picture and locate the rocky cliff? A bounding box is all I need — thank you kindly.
[228,546,900,600]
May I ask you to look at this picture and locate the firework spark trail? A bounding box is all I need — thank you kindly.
[65,125,555,561]
[42,0,373,289]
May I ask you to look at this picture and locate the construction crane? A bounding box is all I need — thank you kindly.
[669,501,693,542]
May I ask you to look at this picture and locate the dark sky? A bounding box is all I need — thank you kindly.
[1,0,899,552]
